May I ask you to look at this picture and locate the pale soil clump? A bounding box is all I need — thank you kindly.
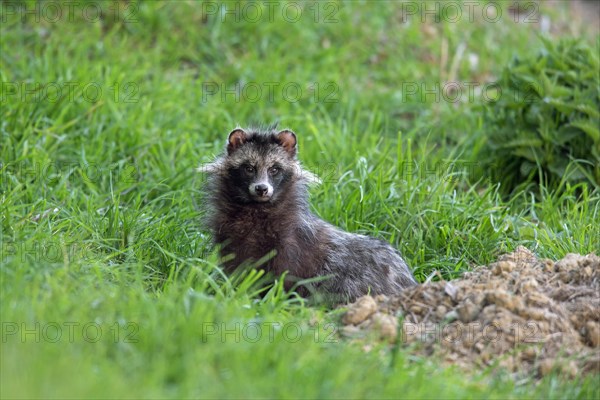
[341,247,600,378]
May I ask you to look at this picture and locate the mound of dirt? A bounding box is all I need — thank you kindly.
[341,247,600,378]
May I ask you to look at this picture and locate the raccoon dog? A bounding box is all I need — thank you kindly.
[201,126,417,302]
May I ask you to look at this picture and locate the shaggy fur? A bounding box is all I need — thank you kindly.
[200,126,417,302]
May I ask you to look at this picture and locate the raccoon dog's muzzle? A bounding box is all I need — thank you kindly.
[249,174,273,202]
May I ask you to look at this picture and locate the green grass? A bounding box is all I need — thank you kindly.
[1,1,599,398]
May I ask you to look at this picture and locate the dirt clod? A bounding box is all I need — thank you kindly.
[342,295,377,325]
[341,247,600,378]
[367,312,398,343]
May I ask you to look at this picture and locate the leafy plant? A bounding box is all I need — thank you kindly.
[481,37,600,193]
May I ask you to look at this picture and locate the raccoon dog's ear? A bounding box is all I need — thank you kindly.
[275,130,297,157]
[227,129,248,154]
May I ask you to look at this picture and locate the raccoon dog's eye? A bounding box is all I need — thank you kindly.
[244,165,255,174]
[268,167,279,176]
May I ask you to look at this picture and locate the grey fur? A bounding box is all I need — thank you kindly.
[200,126,417,303]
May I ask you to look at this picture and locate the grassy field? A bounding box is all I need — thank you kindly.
[1,1,599,398]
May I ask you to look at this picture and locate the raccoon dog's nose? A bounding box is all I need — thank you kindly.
[255,184,268,196]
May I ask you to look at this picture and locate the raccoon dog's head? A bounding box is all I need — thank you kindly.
[202,127,318,205]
